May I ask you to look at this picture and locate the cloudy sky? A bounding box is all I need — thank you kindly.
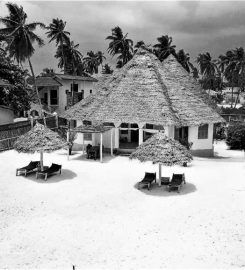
[1,1,245,74]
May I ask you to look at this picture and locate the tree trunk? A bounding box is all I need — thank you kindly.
[234,89,241,108]
[28,57,46,127]
[231,72,235,108]
[61,38,67,74]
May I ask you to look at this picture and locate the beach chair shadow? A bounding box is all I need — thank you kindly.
[23,169,77,183]
[134,182,196,197]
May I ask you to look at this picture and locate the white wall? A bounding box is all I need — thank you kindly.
[59,80,95,112]
[0,107,14,125]
[188,124,213,150]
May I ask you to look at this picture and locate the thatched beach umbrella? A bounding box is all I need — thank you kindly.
[130,132,192,185]
[14,123,69,171]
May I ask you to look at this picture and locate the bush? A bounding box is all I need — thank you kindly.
[226,123,245,150]
[214,123,227,140]
[220,106,245,115]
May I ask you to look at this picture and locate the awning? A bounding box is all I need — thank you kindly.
[71,124,113,134]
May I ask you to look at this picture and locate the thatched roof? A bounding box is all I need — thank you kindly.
[72,124,112,134]
[61,49,224,126]
[130,132,192,166]
[14,123,69,153]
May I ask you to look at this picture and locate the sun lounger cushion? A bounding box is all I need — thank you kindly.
[138,172,156,190]
[16,161,40,176]
[36,163,62,180]
[168,173,185,192]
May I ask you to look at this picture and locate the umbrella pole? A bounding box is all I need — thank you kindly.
[158,164,162,186]
[100,133,103,163]
[67,122,70,161]
[40,150,44,171]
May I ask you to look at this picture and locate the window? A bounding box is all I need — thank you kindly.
[145,124,153,129]
[90,89,92,94]
[198,124,208,139]
[50,89,58,105]
[84,133,92,140]
[71,83,78,92]
[83,120,92,125]
[44,93,48,105]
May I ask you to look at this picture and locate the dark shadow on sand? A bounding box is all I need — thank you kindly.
[23,169,77,183]
[134,182,197,197]
[70,154,116,163]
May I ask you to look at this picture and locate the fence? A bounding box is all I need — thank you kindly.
[0,116,67,152]
[0,120,32,151]
[221,114,245,123]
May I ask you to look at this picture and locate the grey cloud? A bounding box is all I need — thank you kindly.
[1,1,245,73]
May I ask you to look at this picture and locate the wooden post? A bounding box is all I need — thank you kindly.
[67,121,70,161]
[30,116,34,128]
[40,150,44,171]
[100,133,103,163]
[55,113,58,129]
[110,129,113,156]
[138,123,145,146]
[158,164,162,186]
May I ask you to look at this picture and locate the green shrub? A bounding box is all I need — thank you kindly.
[214,123,227,140]
[226,123,245,150]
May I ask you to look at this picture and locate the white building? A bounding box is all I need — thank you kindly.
[0,105,14,125]
[29,74,97,116]
[62,49,224,157]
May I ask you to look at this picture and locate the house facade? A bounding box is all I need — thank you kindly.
[0,105,14,125]
[62,49,224,157]
[29,74,97,116]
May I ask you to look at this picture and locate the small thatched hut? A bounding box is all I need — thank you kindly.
[61,49,224,157]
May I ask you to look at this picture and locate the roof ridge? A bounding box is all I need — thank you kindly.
[148,53,181,125]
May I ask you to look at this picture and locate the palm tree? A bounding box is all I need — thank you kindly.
[106,26,133,67]
[96,51,106,66]
[83,51,99,74]
[46,18,70,74]
[134,40,153,54]
[176,49,192,73]
[102,64,113,74]
[0,2,46,124]
[153,35,176,61]
[196,52,219,93]
[40,68,55,77]
[225,48,245,108]
[55,41,83,75]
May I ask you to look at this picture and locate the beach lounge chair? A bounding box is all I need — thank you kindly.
[168,173,186,193]
[36,163,62,180]
[16,161,40,176]
[138,172,156,190]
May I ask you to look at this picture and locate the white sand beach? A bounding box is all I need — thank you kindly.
[0,141,245,269]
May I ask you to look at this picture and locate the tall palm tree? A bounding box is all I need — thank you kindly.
[102,63,113,74]
[134,40,153,54]
[196,52,220,93]
[55,41,83,75]
[225,48,245,108]
[0,2,46,123]
[96,51,106,66]
[176,49,192,72]
[153,35,176,61]
[106,26,133,67]
[83,51,99,74]
[46,18,70,73]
